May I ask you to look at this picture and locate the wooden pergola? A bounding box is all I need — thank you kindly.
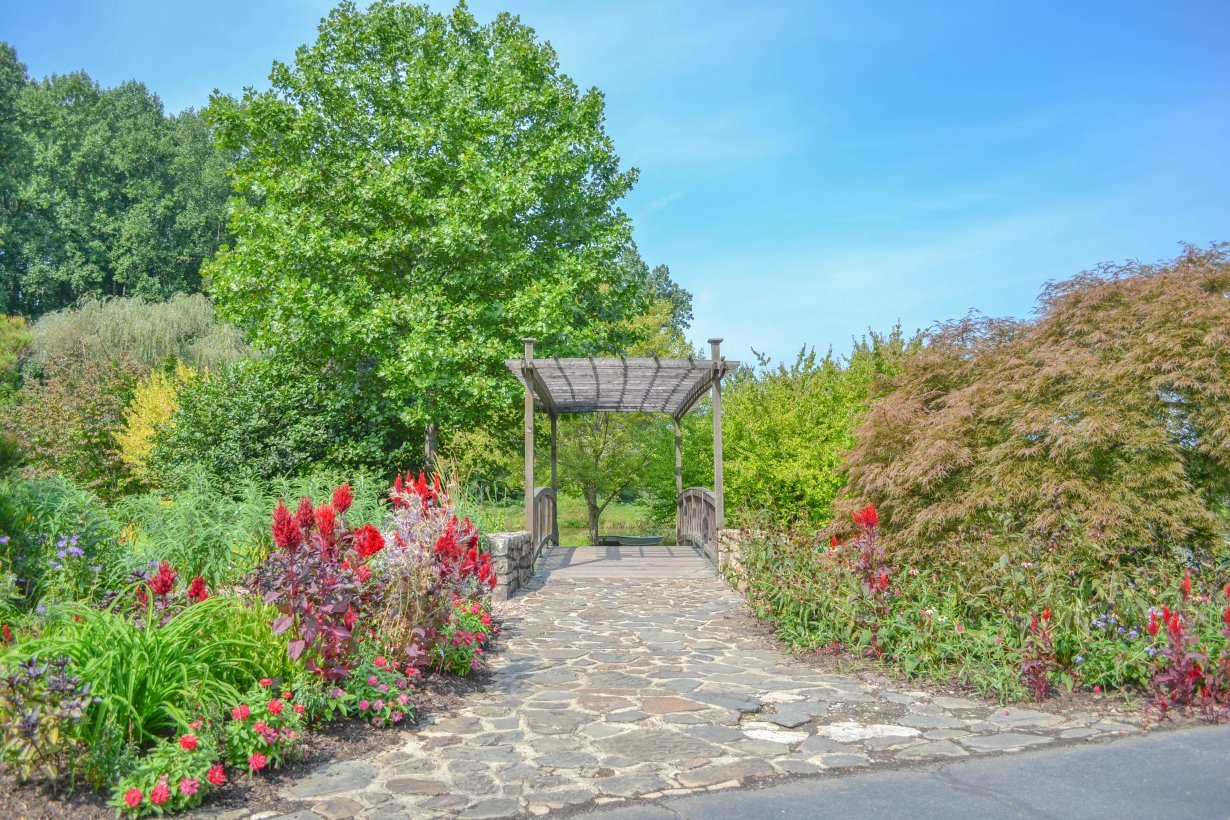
[506,338,739,556]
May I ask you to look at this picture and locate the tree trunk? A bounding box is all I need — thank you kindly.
[424,422,439,471]
[585,489,601,546]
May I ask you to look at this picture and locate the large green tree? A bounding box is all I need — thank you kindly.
[204,1,649,442]
[0,44,231,316]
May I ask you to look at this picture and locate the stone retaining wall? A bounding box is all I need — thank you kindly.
[486,531,534,601]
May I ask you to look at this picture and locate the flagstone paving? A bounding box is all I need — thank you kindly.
[268,576,1143,819]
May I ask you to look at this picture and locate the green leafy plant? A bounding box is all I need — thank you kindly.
[13,595,289,744]
[347,653,415,728]
[0,654,96,788]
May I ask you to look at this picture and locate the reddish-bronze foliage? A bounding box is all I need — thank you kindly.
[842,243,1230,559]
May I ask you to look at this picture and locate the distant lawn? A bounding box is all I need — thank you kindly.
[468,492,672,546]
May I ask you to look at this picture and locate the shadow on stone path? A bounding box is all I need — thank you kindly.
[268,576,1144,819]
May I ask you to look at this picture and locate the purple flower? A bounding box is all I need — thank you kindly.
[56,550,67,559]
[67,546,84,558]
[0,536,10,544]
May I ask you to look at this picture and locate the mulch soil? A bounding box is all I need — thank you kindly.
[0,656,499,820]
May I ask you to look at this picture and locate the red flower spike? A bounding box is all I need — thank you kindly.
[295,496,315,531]
[354,524,385,558]
[1180,571,1192,599]
[851,503,879,529]
[1041,607,1051,622]
[314,503,337,543]
[332,483,354,515]
[149,561,176,597]
[187,576,209,602]
[272,500,305,552]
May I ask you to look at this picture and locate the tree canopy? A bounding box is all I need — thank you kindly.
[0,43,230,317]
[205,1,651,439]
[842,244,1230,559]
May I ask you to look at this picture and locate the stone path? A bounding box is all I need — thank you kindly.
[272,574,1143,819]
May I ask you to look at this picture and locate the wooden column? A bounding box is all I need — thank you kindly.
[550,413,559,545]
[674,417,683,498]
[708,337,725,530]
[522,338,536,539]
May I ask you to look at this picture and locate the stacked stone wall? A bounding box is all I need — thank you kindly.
[487,531,534,601]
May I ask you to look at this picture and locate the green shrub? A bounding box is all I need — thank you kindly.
[148,357,413,489]
[0,475,120,604]
[5,352,141,499]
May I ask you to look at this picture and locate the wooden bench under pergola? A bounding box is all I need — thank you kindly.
[506,338,739,563]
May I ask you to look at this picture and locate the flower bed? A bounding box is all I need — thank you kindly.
[0,473,499,815]
[729,504,1230,716]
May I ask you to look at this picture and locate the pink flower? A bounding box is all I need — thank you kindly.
[374,656,387,668]
[391,710,403,723]
[358,699,370,711]
[207,764,227,787]
[293,703,306,714]
[179,734,198,751]
[232,704,250,720]
[259,678,273,687]
[179,777,199,796]
[124,788,143,808]
[267,699,284,715]
[150,781,170,805]
[397,693,410,706]
[248,752,268,772]
[367,675,378,686]
[373,699,384,711]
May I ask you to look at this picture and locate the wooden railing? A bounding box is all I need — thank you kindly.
[532,486,557,560]
[677,487,717,562]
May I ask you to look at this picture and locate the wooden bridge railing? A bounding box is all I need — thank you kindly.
[677,487,717,562]
[532,486,557,560]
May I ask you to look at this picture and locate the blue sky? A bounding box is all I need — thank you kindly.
[5,0,1228,364]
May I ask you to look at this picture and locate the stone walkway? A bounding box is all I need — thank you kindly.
[272,574,1143,820]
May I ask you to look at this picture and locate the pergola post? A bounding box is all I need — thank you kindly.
[674,417,683,499]
[522,338,536,540]
[550,413,559,545]
[708,338,725,531]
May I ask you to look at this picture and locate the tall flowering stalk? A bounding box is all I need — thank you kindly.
[260,483,382,680]
[850,504,892,657]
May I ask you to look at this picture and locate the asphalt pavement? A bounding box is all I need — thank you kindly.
[572,724,1230,819]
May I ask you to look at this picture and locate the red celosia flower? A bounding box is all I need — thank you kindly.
[1147,613,1160,636]
[187,576,209,602]
[354,524,385,559]
[851,503,879,529]
[248,752,267,772]
[272,501,304,552]
[830,535,839,548]
[1041,607,1051,622]
[150,781,170,805]
[179,777,199,796]
[332,483,354,514]
[206,763,226,787]
[179,734,198,751]
[314,503,337,543]
[267,699,284,715]
[124,788,143,808]
[1180,571,1192,599]
[149,561,176,597]
[1,624,11,644]
[231,704,250,721]
[135,584,148,605]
